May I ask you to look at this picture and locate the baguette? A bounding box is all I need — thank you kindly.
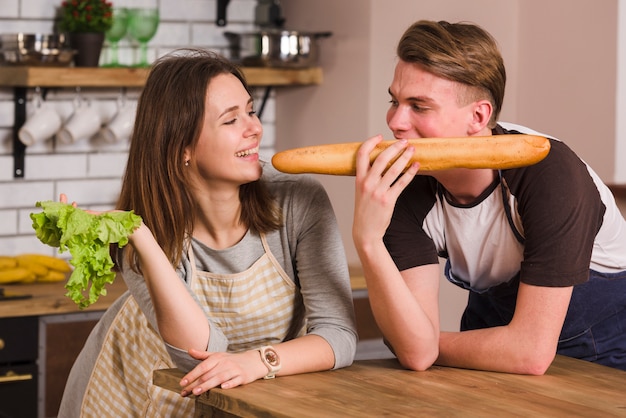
[271,134,551,176]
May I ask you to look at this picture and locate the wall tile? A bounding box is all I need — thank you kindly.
[260,123,275,149]
[0,156,13,180]
[56,178,121,206]
[0,234,54,256]
[0,0,19,18]
[21,0,58,19]
[159,0,213,21]
[192,22,255,50]
[24,154,88,180]
[0,181,54,209]
[17,207,36,234]
[0,209,18,235]
[227,0,256,23]
[0,100,14,126]
[155,22,190,46]
[88,153,128,178]
[0,19,52,33]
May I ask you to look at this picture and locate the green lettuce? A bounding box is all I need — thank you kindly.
[30,201,142,309]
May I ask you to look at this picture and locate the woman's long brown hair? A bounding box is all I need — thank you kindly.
[116,49,282,271]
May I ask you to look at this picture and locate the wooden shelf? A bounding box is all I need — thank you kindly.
[1,65,323,178]
[0,66,323,88]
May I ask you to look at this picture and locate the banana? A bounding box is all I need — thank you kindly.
[37,269,68,283]
[15,254,72,273]
[0,267,36,284]
[0,254,71,284]
[0,256,17,270]
[15,255,49,277]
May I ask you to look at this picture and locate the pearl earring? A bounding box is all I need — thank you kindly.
[184,160,190,167]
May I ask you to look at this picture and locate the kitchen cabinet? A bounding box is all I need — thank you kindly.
[0,316,38,418]
[39,312,102,418]
[0,66,324,178]
[0,280,128,418]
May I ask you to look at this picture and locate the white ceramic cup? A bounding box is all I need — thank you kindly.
[56,103,102,144]
[18,102,62,146]
[100,103,136,143]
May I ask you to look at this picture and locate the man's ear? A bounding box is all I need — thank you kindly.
[467,99,493,135]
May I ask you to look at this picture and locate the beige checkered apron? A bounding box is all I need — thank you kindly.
[78,233,303,417]
[189,233,305,352]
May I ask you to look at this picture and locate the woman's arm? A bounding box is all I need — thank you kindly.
[126,223,210,351]
[286,173,359,369]
[176,171,359,395]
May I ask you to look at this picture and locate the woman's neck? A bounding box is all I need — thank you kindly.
[192,190,247,250]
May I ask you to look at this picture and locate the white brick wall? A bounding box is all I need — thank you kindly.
[0,0,276,255]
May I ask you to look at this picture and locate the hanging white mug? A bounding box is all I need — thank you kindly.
[57,93,102,144]
[18,89,62,146]
[100,91,136,143]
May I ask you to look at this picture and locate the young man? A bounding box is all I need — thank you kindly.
[353,20,626,375]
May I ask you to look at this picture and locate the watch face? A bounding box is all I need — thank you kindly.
[265,349,280,367]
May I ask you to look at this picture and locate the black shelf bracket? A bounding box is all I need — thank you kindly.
[13,87,27,178]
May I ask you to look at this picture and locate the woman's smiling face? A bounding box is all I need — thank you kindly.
[189,72,263,188]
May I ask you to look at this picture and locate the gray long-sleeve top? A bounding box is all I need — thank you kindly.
[122,164,358,370]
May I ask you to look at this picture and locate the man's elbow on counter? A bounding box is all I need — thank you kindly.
[512,349,556,375]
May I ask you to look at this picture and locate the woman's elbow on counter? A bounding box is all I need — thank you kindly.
[397,347,439,372]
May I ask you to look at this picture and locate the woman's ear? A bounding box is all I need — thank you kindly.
[467,99,493,135]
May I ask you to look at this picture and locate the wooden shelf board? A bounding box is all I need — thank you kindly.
[0,66,322,88]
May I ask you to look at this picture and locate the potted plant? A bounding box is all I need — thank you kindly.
[58,0,114,67]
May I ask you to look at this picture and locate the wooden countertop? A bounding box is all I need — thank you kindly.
[154,356,626,417]
[0,66,323,88]
[0,279,128,318]
[0,267,366,319]
[348,265,366,290]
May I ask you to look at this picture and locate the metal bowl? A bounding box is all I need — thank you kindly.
[0,33,75,66]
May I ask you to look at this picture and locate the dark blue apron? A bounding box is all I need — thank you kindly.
[441,172,626,370]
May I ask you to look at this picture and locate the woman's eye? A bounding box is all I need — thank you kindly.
[249,110,257,117]
[388,99,398,107]
[224,118,236,125]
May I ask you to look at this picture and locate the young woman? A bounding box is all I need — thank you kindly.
[59,49,357,417]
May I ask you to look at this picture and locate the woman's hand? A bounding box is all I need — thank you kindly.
[59,193,101,215]
[59,193,147,243]
[179,348,267,396]
[352,135,419,249]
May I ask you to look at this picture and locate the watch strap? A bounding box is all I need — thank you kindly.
[258,345,281,379]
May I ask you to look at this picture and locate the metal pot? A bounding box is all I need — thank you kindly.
[0,33,74,66]
[224,30,332,68]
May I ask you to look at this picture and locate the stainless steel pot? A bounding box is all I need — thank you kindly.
[224,30,332,68]
[0,33,74,66]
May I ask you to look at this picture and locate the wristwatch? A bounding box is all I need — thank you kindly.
[257,345,281,379]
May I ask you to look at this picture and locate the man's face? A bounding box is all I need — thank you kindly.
[386,60,478,139]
